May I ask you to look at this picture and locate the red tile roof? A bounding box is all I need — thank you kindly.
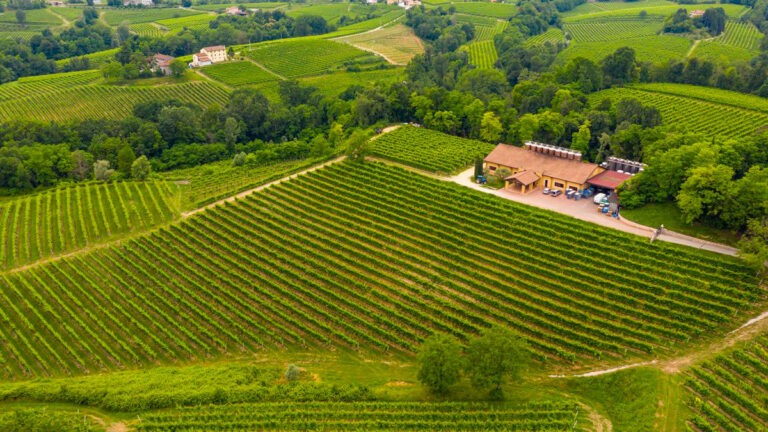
[504,170,540,186]
[195,53,211,62]
[587,170,632,190]
[485,144,600,184]
[202,45,226,52]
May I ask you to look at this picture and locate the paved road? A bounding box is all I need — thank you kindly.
[449,167,739,257]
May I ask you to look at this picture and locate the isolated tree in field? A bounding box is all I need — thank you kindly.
[417,333,464,394]
[169,59,186,78]
[466,326,528,398]
[93,160,115,181]
[117,145,136,175]
[344,130,370,162]
[15,10,25,27]
[131,156,151,180]
[480,111,502,143]
[223,117,240,152]
[233,152,246,167]
[285,364,300,382]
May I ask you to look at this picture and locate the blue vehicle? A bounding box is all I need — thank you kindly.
[476,175,487,185]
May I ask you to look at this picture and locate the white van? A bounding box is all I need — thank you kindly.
[593,193,606,204]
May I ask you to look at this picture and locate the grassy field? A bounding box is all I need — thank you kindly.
[337,24,424,65]
[0,81,230,122]
[450,2,517,18]
[0,8,63,39]
[590,85,768,138]
[0,159,758,379]
[620,202,741,247]
[245,39,374,77]
[0,181,180,271]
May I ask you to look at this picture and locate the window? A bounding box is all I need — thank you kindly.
[489,166,496,172]
[544,179,549,187]
[554,181,564,188]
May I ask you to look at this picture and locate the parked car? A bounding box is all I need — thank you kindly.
[542,187,550,195]
[593,193,606,204]
[551,189,562,197]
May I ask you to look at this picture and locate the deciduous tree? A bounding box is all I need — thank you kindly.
[417,333,464,394]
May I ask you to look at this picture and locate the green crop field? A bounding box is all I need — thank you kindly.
[135,401,582,431]
[524,27,565,46]
[450,2,517,19]
[473,20,507,41]
[557,35,691,65]
[0,82,230,122]
[192,1,286,11]
[562,1,747,21]
[370,126,495,173]
[564,16,663,43]
[0,160,757,379]
[102,8,202,26]
[338,23,424,65]
[590,86,768,138]
[326,9,405,37]
[0,70,101,102]
[685,333,768,431]
[298,68,406,98]
[286,2,352,22]
[462,21,506,69]
[0,8,62,25]
[156,13,215,32]
[690,20,762,63]
[200,61,279,86]
[161,157,323,209]
[453,13,498,26]
[49,6,88,21]
[0,181,179,271]
[245,39,373,77]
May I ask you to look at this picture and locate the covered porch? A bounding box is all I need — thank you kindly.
[504,170,540,193]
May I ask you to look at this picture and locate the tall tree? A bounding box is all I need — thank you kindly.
[417,333,464,394]
[466,326,528,398]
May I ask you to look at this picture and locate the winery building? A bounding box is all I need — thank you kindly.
[484,142,604,193]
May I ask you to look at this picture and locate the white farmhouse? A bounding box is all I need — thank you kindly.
[189,45,227,68]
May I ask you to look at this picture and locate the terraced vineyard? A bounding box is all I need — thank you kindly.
[0,161,757,379]
[564,17,663,42]
[589,87,768,138]
[137,401,581,431]
[200,61,278,86]
[0,82,230,122]
[0,181,179,271]
[161,157,324,209]
[0,70,101,102]
[245,39,372,77]
[370,126,495,173]
[685,331,768,431]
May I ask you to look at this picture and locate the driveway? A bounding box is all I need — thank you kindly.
[449,167,739,257]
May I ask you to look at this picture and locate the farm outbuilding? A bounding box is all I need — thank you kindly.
[484,142,603,193]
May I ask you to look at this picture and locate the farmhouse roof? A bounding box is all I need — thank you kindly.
[196,53,211,62]
[586,170,632,190]
[153,53,174,66]
[484,144,599,184]
[504,170,540,186]
[203,45,226,52]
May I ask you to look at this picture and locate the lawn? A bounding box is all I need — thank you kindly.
[620,201,741,246]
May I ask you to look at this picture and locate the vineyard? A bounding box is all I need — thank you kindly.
[558,35,691,66]
[161,157,323,209]
[325,9,405,37]
[0,70,101,102]
[685,332,768,431]
[632,83,768,113]
[0,160,756,379]
[450,2,517,19]
[690,20,762,62]
[524,27,565,46]
[102,8,202,25]
[192,2,286,11]
[339,24,424,65]
[0,81,230,122]
[0,181,180,271]
[55,48,121,70]
[136,401,581,431]
[156,13,216,32]
[298,68,406,98]
[589,87,768,138]
[563,17,663,43]
[561,1,747,21]
[130,23,167,38]
[463,21,506,69]
[370,126,495,173]
[200,61,279,86]
[245,39,373,77]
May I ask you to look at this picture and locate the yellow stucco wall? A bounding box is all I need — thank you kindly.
[487,162,594,192]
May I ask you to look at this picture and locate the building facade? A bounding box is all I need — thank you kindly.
[190,46,227,67]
